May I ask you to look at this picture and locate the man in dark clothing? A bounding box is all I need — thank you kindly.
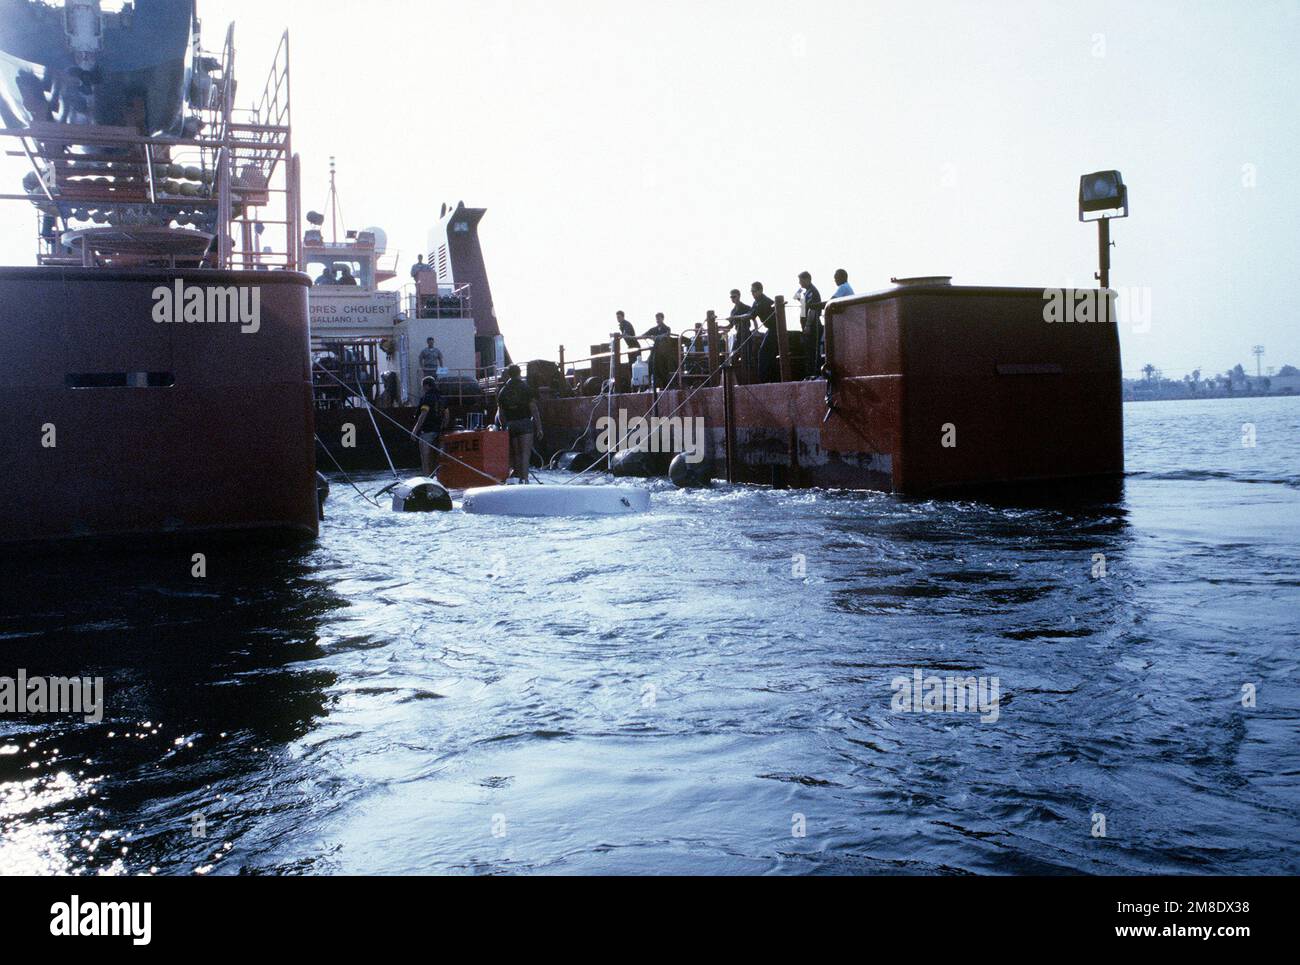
[412,375,449,478]
[749,282,779,383]
[641,313,675,390]
[797,271,824,378]
[495,364,543,483]
[410,254,434,283]
[616,310,641,361]
[726,288,753,376]
[642,312,671,341]
[378,370,401,408]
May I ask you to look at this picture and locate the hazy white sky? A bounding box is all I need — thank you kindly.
[4,0,1298,376]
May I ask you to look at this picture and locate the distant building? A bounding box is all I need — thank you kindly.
[1267,373,1300,394]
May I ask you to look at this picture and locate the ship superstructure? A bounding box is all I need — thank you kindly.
[0,0,317,545]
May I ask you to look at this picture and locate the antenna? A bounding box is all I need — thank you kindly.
[328,156,338,243]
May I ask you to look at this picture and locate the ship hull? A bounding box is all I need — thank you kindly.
[539,285,1124,496]
[314,406,422,473]
[0,267,319,547]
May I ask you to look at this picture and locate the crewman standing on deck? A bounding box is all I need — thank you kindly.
[749,282,778,383]
[831,268,854,299]
[796,271,823,378]
[726,288,754,377]
[616,310,641,361]
[412,375,449,478]
[410,254,434,282]
[642,313,674,390]
[496,364,543,484]
[418,337,443,381]
[642,312,671,341]
[378,370,401,408]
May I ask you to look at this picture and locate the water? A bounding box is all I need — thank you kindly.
[2,396,1298,875]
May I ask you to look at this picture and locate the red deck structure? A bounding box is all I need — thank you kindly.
[539,282,1123,495]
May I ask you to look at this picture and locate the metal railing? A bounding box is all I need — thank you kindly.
[313,332,500,410]
[400,280,473,319]
[0,22,298,274]
[554,296,815,392]
[557,325,734,393]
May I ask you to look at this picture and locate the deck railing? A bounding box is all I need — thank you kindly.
[552,296,812,395]
[399,280,473,319]
[0,26,298,273]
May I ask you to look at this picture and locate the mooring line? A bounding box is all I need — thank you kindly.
[563,327,763,484]
[312,363,501,485]
[314,433,382,507]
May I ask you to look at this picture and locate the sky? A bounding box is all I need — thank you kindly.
[3,0,1298,377]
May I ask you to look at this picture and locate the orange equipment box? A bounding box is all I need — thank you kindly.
[438,429,510,489]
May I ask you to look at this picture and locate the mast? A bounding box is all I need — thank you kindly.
[328,156,338,243]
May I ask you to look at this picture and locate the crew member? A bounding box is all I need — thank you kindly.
[418,337,443,380]
[411,254,434,282]
[378,371,401,408]
[727,288,753,376]
[616,310,641,361]
[642,313,674,389]
[642,313,671,341]
[412,375,449,478]
[749,282,778,382]
[831,268,854,299]
[796,271,823,377]
[496,364,543,484]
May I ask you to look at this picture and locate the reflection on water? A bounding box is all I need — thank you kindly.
[0,549,340,874]
[1,396,1298,874]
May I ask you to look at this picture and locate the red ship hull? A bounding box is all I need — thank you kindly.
[539,285,1124,495]
[0,267,318,546]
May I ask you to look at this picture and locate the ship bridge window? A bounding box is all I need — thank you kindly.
[67,372,175,388]
[308,255,374,288]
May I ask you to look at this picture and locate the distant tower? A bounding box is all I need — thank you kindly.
[1252,344,1265,377]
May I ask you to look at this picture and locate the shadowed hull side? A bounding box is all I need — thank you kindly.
[0,268,318,547]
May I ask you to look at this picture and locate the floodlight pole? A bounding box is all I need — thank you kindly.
[1096,217,1111,290]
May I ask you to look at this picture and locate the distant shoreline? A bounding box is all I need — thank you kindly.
[1124,393,1299,403]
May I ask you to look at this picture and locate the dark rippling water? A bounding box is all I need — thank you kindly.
[2,396,1298,875]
